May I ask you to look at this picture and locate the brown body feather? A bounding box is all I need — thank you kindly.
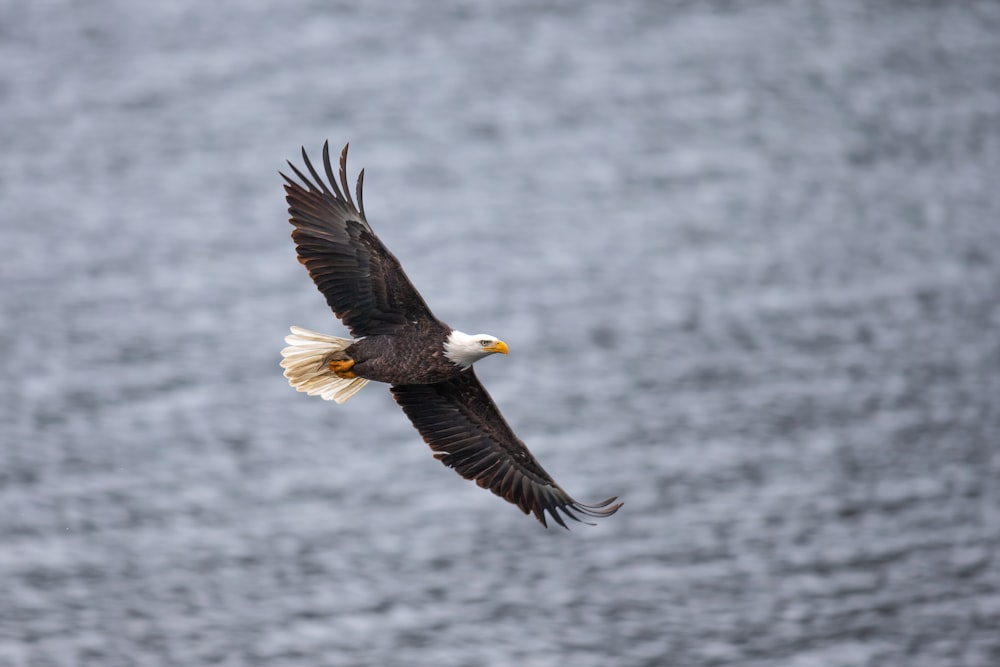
[346,324,463,385]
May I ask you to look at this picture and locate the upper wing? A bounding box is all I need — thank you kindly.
[391,369,622,528]
[282,142,437,337]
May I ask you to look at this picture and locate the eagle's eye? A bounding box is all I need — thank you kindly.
[480,340,490,347]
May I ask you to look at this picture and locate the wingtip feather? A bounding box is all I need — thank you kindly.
[339,143,357,211]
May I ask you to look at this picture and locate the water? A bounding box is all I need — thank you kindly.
[2,2,999,665]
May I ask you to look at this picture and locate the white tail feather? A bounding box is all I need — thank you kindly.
[280,326,370,404]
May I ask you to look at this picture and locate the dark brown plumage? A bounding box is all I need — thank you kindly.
[391,371,622,528]
[282,142,432,338]
[280,142,622,528]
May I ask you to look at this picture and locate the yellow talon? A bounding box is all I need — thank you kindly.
[329,359,357,379]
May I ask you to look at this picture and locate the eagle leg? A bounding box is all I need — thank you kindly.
[329,358,357,379]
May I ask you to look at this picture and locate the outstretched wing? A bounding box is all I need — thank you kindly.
[282,142,437,337]
[391,370,622,528]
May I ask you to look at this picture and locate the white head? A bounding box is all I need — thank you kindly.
[443,330,509,369]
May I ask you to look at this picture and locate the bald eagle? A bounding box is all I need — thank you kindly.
[279,143,621,528]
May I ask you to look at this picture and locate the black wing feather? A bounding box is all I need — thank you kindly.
[282,142,437,337]
[391,370,622,528]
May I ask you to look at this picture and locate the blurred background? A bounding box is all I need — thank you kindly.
[2,1,999,665]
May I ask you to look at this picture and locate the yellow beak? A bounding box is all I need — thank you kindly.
[487,340,509,355]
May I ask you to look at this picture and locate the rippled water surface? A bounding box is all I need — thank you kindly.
[3,2,1000,666]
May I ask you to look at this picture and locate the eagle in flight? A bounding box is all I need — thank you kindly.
[280,142,622,528]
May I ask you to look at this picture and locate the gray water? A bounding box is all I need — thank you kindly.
[3,2,1000,666]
